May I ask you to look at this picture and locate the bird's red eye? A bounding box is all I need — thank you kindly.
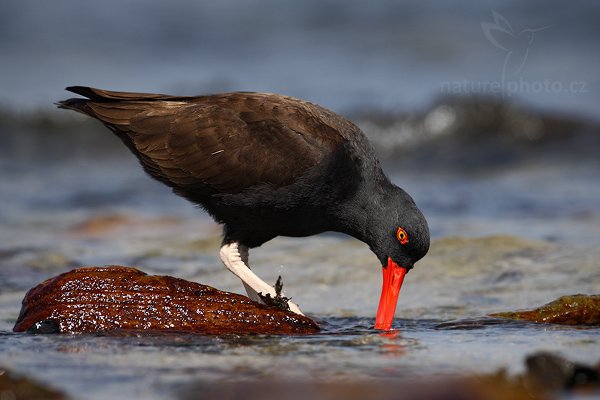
[396,227,409,245]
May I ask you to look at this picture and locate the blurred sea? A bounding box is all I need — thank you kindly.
[1,0,599,117]
[0,1,599,399]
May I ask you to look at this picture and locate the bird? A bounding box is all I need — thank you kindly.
[58,86,430,330]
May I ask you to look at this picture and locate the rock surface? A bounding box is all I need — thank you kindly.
[490,294,600,326]
[13,266,319,335]
[0,367,67,400]
[179,372,549,400]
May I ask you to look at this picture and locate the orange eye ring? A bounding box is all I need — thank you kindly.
[396,227,409,245]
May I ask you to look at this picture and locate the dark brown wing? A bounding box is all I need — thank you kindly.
[58,88,349,194]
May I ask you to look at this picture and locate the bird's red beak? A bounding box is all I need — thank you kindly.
[374,257,407,330]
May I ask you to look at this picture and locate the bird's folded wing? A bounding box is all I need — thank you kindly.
[87,99,342,193]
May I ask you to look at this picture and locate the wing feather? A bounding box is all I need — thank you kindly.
[61,89,349,195]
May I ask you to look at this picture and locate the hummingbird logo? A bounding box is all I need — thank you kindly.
[481,11,552,82]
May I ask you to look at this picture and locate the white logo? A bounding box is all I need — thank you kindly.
[481,11,551,81]
[440,13,586,97]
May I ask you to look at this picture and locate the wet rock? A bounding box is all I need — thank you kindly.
[0,367,67,400]
[176,354,600,400]
[490,294,600,326]
[28,319,61,334]
[13,266,319,335]
[355,96,600,171]
[524,352,600,392]
[179,372,546,400]
[68,213,132,235]
[68,213,181,237]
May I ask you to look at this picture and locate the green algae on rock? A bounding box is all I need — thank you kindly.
[490,294,600,326]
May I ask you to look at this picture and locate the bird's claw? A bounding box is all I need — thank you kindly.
[258,275,293,312]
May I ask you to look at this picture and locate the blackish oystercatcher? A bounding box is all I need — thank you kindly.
[58,86,430,330]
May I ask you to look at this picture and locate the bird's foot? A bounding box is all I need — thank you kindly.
[258,276,292,312]
[220,242,304,316]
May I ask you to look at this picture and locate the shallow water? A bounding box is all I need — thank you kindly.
[1,316,599,399]
[1,317,598,399]
[1,154,599,398]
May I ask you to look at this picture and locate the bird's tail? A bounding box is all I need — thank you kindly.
[59,85,180,103]
[56,96,91,115]
[56,86,190,128]
[56,86,114,117]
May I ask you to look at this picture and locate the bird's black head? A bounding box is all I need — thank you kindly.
[369,185,430,270]
[364,184,430,330]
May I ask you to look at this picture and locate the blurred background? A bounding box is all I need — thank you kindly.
[2,0,599,240]
[1,1,599,399]
[1,0,599,115]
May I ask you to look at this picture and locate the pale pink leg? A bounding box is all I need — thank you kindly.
[219,242,304,315]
